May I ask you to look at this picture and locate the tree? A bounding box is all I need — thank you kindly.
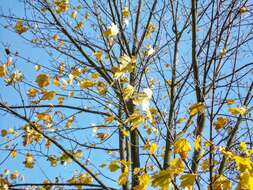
[0,0,253,189]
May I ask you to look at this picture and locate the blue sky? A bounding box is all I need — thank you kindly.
[1,0,253,189]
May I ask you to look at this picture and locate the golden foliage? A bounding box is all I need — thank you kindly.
[35,74,50,88]
[15,20,28,34]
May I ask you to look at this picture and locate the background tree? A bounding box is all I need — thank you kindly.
[0,0,253,189]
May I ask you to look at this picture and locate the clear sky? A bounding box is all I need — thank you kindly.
[1,1,253,190]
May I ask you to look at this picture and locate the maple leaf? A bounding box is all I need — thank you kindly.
[149,143,157,155]
[79,79,95,89]
[133,174,151,190]
[228,107,247,116]
[65,116,75,128]
[24,153,34,168]
[238,172,253,190]
[180,174,197,189]
[103,23,119,38]
[54,0,69,14]
[36,113,52,123]
[41,91,56,100]
[122,84,135,100]
[36,74,50,88]
[210,175,232,190]
[94,51,103,61]
[188,102,205,116]
[0,64,7,77]
[214,117,228,130]
[174,138,191,159]
[122,7,129,18]
[15,20,28,34]
[194,135,201,151]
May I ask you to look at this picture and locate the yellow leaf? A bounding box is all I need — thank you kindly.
[238,172,253,190]
[94,51,103,61]
[53,34,59,41]
[53,75,60,86]
[65,116,75,128]
[233,155,252,172]
[79,173,93,184]
[204,140,212,147]
[6,70,23,84]
[125,111,145,130]
[54,0,69,14]
[220,48,227,58]
[58,62,65,74]
[67,176,79,184]
[70,68,82,77]
[228,107,247,116]
[239,6,249,14]
[58,40,65,48]
[96,133,109,140]
[194,135,201,151]
[24,152,34,168]
[68,91,74,97]
[36,74,50,88]
[103,23,119,38]
[105,116,114,124]
[45,139,51,149]
[201,159,214,171]
[145,23,156,38]
[118,171,129,185]
[119,54,136,70]
[74,149,83,159]
[75,22,83,30]
[36,113,52,123]
[71,10,77,19]
[79,79,95,89]
[84,12,90,19]
[188,102,205,116]
[174,138,191,159]
[122,84,135,100]
[48,155,58,166]
[134,174,151,190]
[170,158,185,174]
[41,91,56,100]
[225,99,235,105]
[180,174,196,189]
[112,54,136,79]
[133,168,141,175]
[176,117,187,124]
[210,175,232,190]
[15,20,28,34]
[122,7,129,17]
[108,161,121,172]
[58,97,64,105]
[1,129,8,137]
[0,64,7,77]
[10,149,17,158]
[239,141,247,151]
[34,65,41,71]
[149,143,157,155]
[151,169,172,189]
[120,128,129,137]
[144,45,155,57]
[10,171,19,180]
[96,81,107,95]
[91,73,100,79]
[214,117,228,130]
